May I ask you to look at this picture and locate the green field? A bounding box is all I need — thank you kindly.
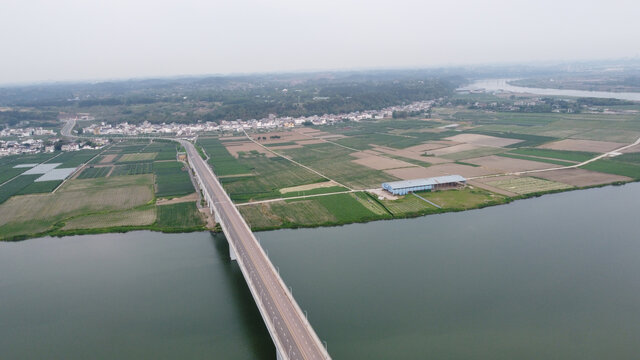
[220,156,325,202]
[197,137,252,176]
[78,166,112,179]
[507,148,598,162]
[281,143,397,189]
[17,180,62,195]
[0,175,40,204]
[117,152,158,162]
[112,162,154,176]
[582,159,640,179]
[281,186,349,198]
[497,153,575,166]
[156,202,205,229]
[153,161,194,197]
[54,150,101,167]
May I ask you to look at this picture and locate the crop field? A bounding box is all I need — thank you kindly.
[156,202,204,229]
[281,143,397,189]
[198,137,252,176]
[0,174,40,204]
[507,148,597,162]
[486,177,572,195]
[78,166,112,179]
[0,153,59,183]
[54,150,101,167]
[153,161,194,197]
[117,152,157,162]
[0,174,154,239]
[220,156,325,202]
[112,162,153,176]
[17,180,62,195]
[281,186,349,198]
[62,207,156,230]
[497,153,575,166]
[440,147,507,161]
[144,141,178,160]
[581,159,640,179]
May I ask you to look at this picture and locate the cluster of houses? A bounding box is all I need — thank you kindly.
[81,100,436,136]
[0,138,108,157]
[0,127,56,138]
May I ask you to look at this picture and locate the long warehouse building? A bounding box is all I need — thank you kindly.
[382,175,466,195]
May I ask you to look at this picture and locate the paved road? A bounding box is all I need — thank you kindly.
[180,140,330,360]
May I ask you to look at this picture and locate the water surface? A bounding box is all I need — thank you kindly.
[463,78,640,101]
[2,183,640,359]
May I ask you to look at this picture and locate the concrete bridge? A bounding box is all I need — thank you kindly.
[179,140,331,360]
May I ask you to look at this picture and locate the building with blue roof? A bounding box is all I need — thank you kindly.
[382,175,466,195]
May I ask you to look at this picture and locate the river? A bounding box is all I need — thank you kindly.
[2,183,640,359]
[462,78,640,101]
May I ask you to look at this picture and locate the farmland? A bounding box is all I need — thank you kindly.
[78,166,112,179]
[156,202,205,229]
[153,161,194,197]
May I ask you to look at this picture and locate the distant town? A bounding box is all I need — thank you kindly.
[79,100,436,136]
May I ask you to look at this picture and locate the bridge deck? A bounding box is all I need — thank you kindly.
[181,140,330,360]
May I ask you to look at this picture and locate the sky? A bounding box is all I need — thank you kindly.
[1,0,639,84]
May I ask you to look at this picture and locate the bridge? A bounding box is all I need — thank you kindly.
[179,140,331,360]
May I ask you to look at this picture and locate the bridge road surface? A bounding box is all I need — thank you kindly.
[180,140,331,360]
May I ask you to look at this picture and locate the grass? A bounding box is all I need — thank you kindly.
[153,161,194,197]
[62,206,156,230]
[197,137,252,176]
[486,177,572,195]
[78,166,111,179]
[117,152,158,162]
[156,202,204,228]
[311,193,379,222]
[507,148,598,162]
[112,162,154,176]
[0,174,154,239]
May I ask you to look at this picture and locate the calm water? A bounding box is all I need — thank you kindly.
[463,78,640,101]
[3,183,640,359]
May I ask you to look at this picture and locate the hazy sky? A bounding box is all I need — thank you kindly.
[1,0,639,84]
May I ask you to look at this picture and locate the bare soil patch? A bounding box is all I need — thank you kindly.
[296,139,325,145]
[429,143,480,156]
[538,139,626,153]
[467,179,518,197]
[156,193,198,205]
[372,146,452,164]
[367,188,398,200]
[466,155,553,173]
[385,163,492,179]
[100,154,117,164]
[533,168,631,187]
[403,141,458,153]
[279,181,340,194]
[269,144,303,150]
[352,155,417,170]
[445,133,523,147]
[621,143,640,153]
[224,141,275,158]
